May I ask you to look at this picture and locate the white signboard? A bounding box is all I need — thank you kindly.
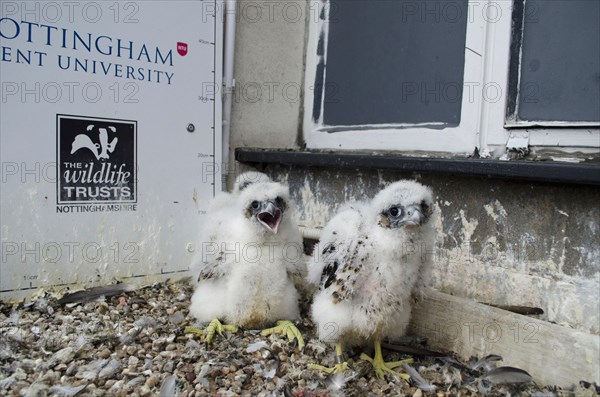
[0,1,223,299]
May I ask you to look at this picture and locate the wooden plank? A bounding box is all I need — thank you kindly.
[408,289,599,388]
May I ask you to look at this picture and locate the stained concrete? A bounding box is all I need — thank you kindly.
[228,1,306,153]
[247,165,600,335]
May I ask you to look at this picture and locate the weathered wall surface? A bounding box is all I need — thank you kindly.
[228,1,305,155]
[254,165,600,334]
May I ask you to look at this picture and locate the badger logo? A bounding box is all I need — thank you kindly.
[71,125,119,161]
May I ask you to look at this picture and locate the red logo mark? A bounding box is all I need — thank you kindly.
[177,42,188,56]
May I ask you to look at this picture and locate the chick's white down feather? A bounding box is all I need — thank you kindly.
[308,180,435,346]
[189,179,304,329]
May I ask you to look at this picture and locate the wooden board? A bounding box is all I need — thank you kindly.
[408,289,599,388]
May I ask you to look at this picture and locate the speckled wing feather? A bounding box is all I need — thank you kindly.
[320,236,369,303]
[196,250,228,282]
[309,204,368,303]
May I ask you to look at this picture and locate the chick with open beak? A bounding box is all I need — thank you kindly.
[187,180,305,350]
[251,197,286,233]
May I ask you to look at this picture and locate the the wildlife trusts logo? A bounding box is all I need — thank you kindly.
[57,115,137,212]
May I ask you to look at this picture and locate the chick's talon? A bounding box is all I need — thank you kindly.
[184,319,238,344]
[360,353,412,379]
[261,320,305,350]
[360,340,414,379]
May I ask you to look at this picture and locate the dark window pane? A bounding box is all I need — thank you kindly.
[517,0,600,122]
[321,0,468,126]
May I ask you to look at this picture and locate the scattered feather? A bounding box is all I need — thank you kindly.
[57,284,134,305]
[168,311,185,325]
[325,369,357,391]
[98,359,121,379]
[263,365,277,379]
[470,354,503,372]
[34,297,52,315]
[75,335,88,349]
[197,363,212,388]
[120,316,158,344]
[126,376,145,388]
[382,342,445,357]
[133,316,158,330]
[246,341,269,353]
[483,366,533,385]
[484,303,544,316]
[49,347,77,368]
[0,375,17,390]
[441,363,462,386]
[6,310,20,325]
[48,384,87,396]
[159,375,177,397]
[402,363,437,392]
[21,382,49,397]
[253,362,277,379]
[75,359,108,381]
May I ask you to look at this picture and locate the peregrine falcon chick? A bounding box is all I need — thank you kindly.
[187,180,306,349]
[308,180,435,378]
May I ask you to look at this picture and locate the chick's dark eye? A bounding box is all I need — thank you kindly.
[389,207,400,217]
[275,197,284,207]
[250,200,260,209]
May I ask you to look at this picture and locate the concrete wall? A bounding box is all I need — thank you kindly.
[259,166,600,334]
[228,1,305,156]
[227,1,600,335]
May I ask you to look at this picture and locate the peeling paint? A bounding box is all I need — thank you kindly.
[459,209,479,244]
[298,178,332,228]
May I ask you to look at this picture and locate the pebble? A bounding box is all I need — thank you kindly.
[145,374,159,388]
[165,343,177,351]
[98,349,111,359]
[163,361,175,373]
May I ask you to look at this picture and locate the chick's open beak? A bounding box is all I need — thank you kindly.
[258,201,282,233]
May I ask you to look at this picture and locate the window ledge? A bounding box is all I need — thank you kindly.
[235,148,600,186]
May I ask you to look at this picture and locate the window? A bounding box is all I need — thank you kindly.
[506,0,600,126]
[303,0,600,153]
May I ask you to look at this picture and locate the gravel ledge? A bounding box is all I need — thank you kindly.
[0,280,596,397]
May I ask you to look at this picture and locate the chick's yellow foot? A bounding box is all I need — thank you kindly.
[308,343,352,374]
[261,320,305,350]
[361,340,413,379]
[184,319,238,344]
[360,353,413,379]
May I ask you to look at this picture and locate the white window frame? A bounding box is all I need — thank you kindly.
[303,0,600,154]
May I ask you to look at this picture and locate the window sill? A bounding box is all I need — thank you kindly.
[235,148,600,186]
